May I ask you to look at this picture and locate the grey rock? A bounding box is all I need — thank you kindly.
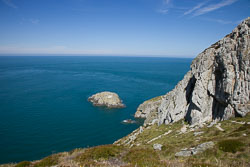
[143,17,250,126]
[175,141,214,157]
[231,120,246,124]
[139,126,144,133]
[151,119,159,125]
[175,150,192,157]
[194,131,204,136]
[134,96,164,124]
[147,130,172,144]
[192,141,215,155]
[122,119,136,124]
[153,143,163,151]
[207,121,217,128]
[215,123,225,131]
[180,125,188,133]
[88,91,125,108]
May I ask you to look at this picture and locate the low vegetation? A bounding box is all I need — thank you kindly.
[147,95,163,102]
[33,154,59,167]
[123,148,164,167]
[15,161,31,167]
[218,139,245,153]
[76,145,124,166]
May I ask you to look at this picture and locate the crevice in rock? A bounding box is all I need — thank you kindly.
[211,66,228,120]
[211,97,227,120]
[185,75,197,104]
[184,76,199,123]
[185,101,202,123]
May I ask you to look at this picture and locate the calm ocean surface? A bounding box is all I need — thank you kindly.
[0,56,192,163]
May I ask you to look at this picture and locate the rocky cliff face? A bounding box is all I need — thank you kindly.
[141,17,250,125]
[134,96,164,125]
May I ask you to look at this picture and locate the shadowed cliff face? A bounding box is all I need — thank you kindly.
[155,17,250,125]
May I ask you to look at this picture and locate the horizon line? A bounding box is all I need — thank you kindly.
[0,53,196,58]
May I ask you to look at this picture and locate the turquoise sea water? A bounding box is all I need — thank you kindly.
[0,56,192,164]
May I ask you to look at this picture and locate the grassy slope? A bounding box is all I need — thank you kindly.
[1,113,250,167]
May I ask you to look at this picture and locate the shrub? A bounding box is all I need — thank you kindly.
[123,148,164,167]
[235,123,250,132]
[77,145,122,163]
[15,161,31,167]
[34,155,59,167]
[192,163,215,167]
[218,139,245,153]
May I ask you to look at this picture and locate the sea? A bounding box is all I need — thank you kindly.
[0,55,192,164]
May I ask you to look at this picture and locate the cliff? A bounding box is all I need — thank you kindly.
[138,17,250,126]
[134,95,164,125]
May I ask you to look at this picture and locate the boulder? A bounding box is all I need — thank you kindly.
[153,143,163,151]
[122,119,136,124]
[175,150,192,157]
[175,141,215,157]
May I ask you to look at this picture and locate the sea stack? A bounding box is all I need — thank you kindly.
[136,17,250,126]
[88,91,125,108]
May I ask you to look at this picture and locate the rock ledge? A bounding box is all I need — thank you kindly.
[88,91,125,108]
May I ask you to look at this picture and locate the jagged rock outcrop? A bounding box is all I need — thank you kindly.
[175,141,215,157]
[88,91,125,108]
[143,17,250,125]
[134,96,164,124]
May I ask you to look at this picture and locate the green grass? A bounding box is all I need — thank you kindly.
[218,139,245,153]
[117,113,250,166]
[191,163,216,167]
[15,161,31,167]
[76,144,124,166]
[33,154,59,167]
[123,148,164,167]
[147,96,163,102]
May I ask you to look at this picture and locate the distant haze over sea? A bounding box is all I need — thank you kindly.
[0,54,196,58]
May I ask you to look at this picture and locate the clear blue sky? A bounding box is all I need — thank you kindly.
[0,0,249,57]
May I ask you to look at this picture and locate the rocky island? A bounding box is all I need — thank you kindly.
[88,91,125,108]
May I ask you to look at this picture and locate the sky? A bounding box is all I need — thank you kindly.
[0,0,249,57]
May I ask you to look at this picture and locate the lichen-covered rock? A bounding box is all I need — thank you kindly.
[88,91,125,108]
[140,17,250,126]
[175,141,215,157]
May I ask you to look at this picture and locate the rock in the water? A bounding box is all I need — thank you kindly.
[122,119,136,124]
[140,17,250,126]
[153,143,163,151]
[88,91,125,108]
